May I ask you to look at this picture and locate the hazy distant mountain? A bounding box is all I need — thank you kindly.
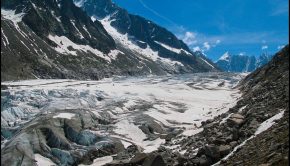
[215,52,274,72]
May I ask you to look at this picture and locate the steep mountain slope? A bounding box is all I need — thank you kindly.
[74,0,218,72]
[215,51,274,72]
[219,45,289,165]
[1,0,218,81]
[152,45,288,166]
[1,0,118,81]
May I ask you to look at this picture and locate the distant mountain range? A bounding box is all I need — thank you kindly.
[215,52,274,72]
[1,0,218,81]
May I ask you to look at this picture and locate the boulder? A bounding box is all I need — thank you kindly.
[218,145,231,157]
[165,133,175,142]
[127,144,142,154]
[51,148,75,165]
[130,153,148,164]
[225,135,233,143]
[231,114,244,119]
[227,114,244,127]
[213,138,226,144]
[199,155,212,166]
[229,141,238,148]
[249,118,259,129]
[231,128,239,141]
[197,144,220,161]
[142,154,166,166]
[139,124,153,135]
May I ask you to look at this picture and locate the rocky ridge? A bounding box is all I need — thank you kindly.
[1,0,218,81]
[74,0,216,70]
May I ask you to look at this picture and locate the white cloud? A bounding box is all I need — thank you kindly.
[203,42,211,51]
[192,46,201,52]
[277,45,285,50]
[189,41,214,53]
[175,26,284,48]
[182,31,198,45]
[261,45,268,50]
[178,31,221,48]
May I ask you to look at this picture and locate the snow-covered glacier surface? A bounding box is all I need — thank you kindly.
[1,73,245,165]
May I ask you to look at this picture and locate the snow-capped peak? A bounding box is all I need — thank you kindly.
[73,0,86,7]
[219,51,230,61]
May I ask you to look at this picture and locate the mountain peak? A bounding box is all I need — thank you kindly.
[73,0,86,7]
[219,51,230,61]
[215,52,274,72]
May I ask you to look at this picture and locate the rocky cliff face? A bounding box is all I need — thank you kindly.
[215,52,274,72]
[1,0,218,81]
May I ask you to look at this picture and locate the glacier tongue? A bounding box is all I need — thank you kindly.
[1,73,244,165]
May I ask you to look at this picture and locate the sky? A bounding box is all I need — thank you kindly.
[112,0,289,61]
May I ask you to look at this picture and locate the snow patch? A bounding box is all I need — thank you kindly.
[48,34,113,61]
[200,58,215,69]
[20,40,30,51]
[1,28,9,46]
[53,113,76,119]
[74,0,86,7]
[255,110,285,135]
[83,25,91,38]
[1,9,25,24]
[121,140,132,148]
[219,113,233,124]
[182,128,203,136]
[79,156,113,166]
[91,16,97,22]
[114,120,146,143]
[154,41,192,56]
[238,105,247,113]
[114,119,165,153]
[108,49,124,60]
[51,11,61,22]
[71,20,84,39]
[218,51,230,61]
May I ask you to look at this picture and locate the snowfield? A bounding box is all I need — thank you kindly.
[1,73,246,162]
